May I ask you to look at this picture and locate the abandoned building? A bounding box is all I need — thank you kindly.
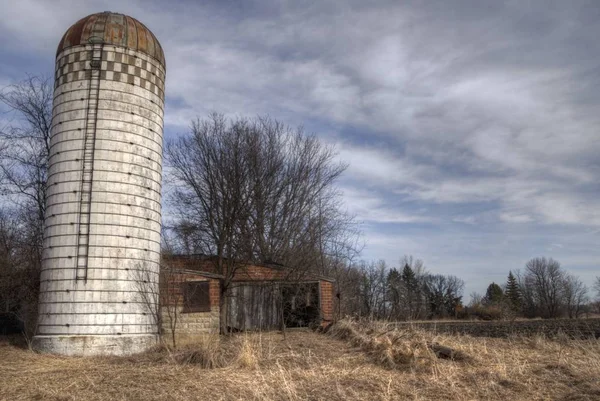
[160,255,335,340]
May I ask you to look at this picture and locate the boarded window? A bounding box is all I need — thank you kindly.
[182,281,211,313]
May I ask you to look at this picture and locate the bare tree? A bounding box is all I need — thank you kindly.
[332,262,366,318]
[130,259,162,340]
[422,274,464,319]
[0,211,22,326]
[562,274,588,319]
[0,75,52,339]
[595,276,600,300]
[357,260,388,319]
[0,75,52,230]
[158,266,185,348]
[468,292,483,308]
[524,257,564,318]
[165,114,354,332]
[131,255,191,348]
[310,207,362,321]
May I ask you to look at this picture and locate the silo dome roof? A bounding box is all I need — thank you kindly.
[57,12,165,67]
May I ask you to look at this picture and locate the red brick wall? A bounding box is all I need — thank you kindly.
[209,280,219,306]
[320,281,334,324]
[161,271,220,308]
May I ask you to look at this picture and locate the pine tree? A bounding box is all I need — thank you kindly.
[505,271,522,311]
[387,268,401,319]
[483,282,504,305]
[401,263,417,288]
[401,263,421,319]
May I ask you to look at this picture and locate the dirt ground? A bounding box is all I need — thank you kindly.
[1,325,599,401]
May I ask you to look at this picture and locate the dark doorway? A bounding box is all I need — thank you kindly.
[281,283,320,328]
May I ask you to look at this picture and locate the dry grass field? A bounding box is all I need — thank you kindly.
[1,319,599,401]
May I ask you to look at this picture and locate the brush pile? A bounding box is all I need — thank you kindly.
[327,319,470,369]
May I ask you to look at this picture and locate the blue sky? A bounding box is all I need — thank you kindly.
[1,0,599,298]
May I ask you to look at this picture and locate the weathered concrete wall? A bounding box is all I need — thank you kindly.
[398,318,600,339]
[34,18,166,356]
[161,307,220,343]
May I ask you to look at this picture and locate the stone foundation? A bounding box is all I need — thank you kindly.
[161,306,220,343]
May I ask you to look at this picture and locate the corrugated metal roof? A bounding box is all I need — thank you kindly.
[57,11,165,68]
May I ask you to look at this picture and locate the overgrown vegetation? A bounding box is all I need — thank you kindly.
[2,320,600,400]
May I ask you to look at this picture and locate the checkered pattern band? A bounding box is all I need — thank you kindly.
[55,46,165,99]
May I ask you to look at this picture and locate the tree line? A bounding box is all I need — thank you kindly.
[469,257,595,320]
[332,255,599,321]
[330,256,465,320]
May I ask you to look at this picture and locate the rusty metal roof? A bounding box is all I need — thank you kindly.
[57,12,165,68]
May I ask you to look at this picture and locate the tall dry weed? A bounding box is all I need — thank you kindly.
[141,332,266,370]
[174,334,225,368]
[235,334,260,369]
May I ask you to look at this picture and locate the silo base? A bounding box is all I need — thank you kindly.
[31,334,159,356]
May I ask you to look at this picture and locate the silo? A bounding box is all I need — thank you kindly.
[32,12,166,356]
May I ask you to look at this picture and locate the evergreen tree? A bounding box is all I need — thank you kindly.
[401,263,418,291]
[483,282,504,305]
[401,263,421,319]
[505,271,522,310]
[386,268,401,319]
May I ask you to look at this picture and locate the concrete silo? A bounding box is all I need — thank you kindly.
[32,12,166,356]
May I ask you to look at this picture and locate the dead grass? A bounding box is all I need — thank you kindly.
[1,320,600,400]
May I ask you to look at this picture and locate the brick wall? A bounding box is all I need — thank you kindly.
[320,281,334,324]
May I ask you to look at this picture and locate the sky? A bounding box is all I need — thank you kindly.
[1,0,599,299]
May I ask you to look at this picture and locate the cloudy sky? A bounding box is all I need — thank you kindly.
[1,0,599,297]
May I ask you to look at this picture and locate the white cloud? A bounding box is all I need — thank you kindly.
[340,186,431,224]
[499,212,534,224]
[453,216,478,225]
[2,0,599,292]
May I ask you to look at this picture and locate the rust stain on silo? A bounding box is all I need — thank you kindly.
[56,11,165,67]
[125,16,138,49]
[105,14,126,47]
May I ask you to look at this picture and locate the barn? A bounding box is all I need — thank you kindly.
[159,255,335,341]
